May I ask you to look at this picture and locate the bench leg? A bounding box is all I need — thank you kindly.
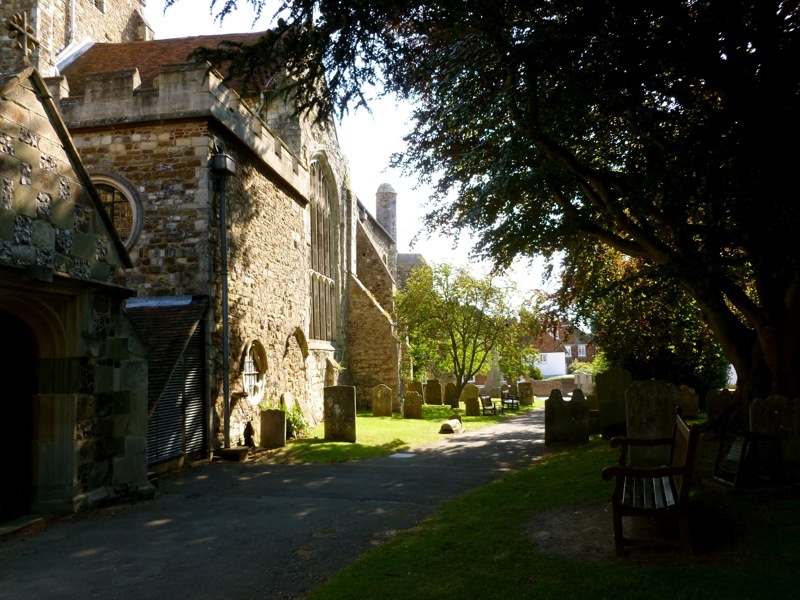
[679,511,692,555]
[612,506,625,556]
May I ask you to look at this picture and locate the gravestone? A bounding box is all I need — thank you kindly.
[487,386,502,399]
[575,372,594,396]
[324,385,357,443]
[406,380,424,399]
[707,388,738,422]
[403,391,423,419]
[445,382,458,409]
[260,409,286,449]
[677,385,699,419]
[518,381,534,406]
[372,384,393,417]
[392,387,402,414]
[750,394,800,466]
[596,367,633,438]
[426,379,443,405]
[460,382,481,416]
[508,381,519,395]
[545,389,589,445]
[625,380,680,467]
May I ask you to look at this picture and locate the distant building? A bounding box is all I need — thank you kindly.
[532,322,598,376]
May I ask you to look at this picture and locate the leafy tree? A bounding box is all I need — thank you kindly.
[190,1,800,405]
[558,245,730,401]
[394,263,536,399]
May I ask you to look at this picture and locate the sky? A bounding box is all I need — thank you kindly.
[143,2,551,294]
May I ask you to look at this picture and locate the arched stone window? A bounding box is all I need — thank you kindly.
[92,173,142,250]
[241,340,267,405]
[309,160,335,341]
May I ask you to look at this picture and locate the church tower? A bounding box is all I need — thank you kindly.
[1,0,153,75]
[375,182,397,241]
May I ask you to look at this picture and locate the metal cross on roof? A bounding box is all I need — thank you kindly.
[6,12,40,66]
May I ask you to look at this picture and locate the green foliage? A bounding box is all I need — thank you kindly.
[285,403,310,439]
[557,249,730,399]
[567,352,610,376]
[394,263,537,396]
[198,1,800,400]
[259,404,536,463]
[527,365,544,380]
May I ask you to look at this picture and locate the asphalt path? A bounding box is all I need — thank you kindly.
[0,409,546,599]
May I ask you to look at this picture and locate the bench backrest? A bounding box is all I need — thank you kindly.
[669,411,700,500]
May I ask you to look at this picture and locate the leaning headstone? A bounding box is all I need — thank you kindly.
[460,382,481,416]
[750,394,800,466]
[403,391,423,419]
[518,382,534,406]
[324,385,356,443]
[596,368,633,438]
[445,382,458,409]
[426,379,443,405]
[545,389,589,445]
[625,380,680,467]
[677,385,699,419]
[372,384,393,417]
[707,388,738,422]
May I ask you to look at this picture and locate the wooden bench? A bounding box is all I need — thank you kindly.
[480,395,502,415]
[601,407,700,556]
[501,391,520,411]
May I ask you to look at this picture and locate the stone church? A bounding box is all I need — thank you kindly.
[0,1,404,523]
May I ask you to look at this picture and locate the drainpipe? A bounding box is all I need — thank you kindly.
[210,147,237,448]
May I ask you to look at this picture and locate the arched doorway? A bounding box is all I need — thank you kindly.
[0,310,38,522]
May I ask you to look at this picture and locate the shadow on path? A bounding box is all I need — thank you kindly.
[0,410,545,600]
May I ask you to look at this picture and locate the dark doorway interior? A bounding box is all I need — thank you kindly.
[0,310,38,522]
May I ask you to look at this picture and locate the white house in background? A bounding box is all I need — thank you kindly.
[534,351,567,378]
[531,322,598,377]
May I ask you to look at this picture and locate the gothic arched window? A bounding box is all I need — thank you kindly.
[309,160,335,341]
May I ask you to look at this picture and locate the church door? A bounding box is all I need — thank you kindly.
[0,310,37,522]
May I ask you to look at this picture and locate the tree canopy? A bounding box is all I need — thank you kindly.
[394,263,537,397]
[191,0,800,403]
[556,244,731,400]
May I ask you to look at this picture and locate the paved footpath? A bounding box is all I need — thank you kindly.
[0,410,545,599]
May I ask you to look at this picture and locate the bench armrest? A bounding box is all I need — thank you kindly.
[609,436,674,466]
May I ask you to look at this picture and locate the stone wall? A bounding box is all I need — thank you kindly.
[69,118,211,295]
[1,1,151,75]
[355,219,394,312]
[0,70,128,284]
[347,273,400,407]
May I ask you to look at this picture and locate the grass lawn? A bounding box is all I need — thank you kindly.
[257,402,540,464]
[266,404,798,599]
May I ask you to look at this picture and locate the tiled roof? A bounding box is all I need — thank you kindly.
[126,296,208,410]
[60,32,264,96]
